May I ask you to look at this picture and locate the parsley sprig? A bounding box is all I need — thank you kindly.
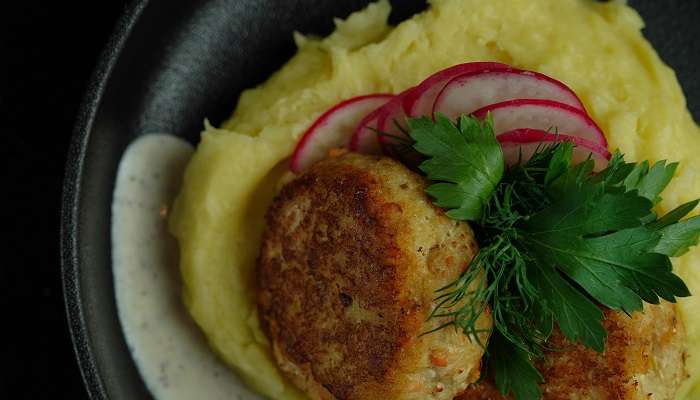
[402,114,700,400]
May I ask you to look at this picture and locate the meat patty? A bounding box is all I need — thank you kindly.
[257,153,492,400]
[458,302,686,400]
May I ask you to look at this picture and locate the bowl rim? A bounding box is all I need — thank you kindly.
[60,1,150,398]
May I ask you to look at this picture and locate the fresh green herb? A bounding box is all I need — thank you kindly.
[408,114,504,220]
[653,212,700,256]
[489,331,543,400]
[403,114,699,400]
[623,160,677,204]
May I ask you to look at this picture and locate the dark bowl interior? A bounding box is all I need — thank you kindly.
[62,0,700,399]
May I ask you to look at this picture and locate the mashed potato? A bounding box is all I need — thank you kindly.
[169,0,700,399]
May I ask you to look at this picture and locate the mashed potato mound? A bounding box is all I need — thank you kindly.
[169,0,700,399]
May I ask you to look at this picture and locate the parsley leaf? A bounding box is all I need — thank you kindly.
[518,156,690,312]
[520,186,656,312]
[646,199,700,258]
[652,199,699,229]
[623,160,677,203]
[527,259,606,351]
[409,114,504,220]
[654,214,700,257]
[489,331,543,400]
[544,142,573,185]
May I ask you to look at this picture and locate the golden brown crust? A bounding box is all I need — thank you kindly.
[257,153,490,400]
[458,302,686,400]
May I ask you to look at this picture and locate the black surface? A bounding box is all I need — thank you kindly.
[1,0,698,399]
[2,2,128,399]
[632,0,700,119]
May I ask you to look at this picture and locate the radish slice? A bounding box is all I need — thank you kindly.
[473,99,607,147]
[497,129,611,171]
[433,69,585,120]
[348,99,393,154]
[373,89,415,155]
[403,61,510,117]
[290,94,392,172]
[377,98,409,154]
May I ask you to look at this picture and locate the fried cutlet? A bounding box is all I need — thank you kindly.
[257,153,491,400]
[459,302,686,400]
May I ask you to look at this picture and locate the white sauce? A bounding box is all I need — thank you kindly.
[111,134,257,400]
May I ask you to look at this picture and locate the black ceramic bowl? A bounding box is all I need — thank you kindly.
[62,1,700,399]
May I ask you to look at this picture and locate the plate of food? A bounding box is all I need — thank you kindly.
[62,0,700,399]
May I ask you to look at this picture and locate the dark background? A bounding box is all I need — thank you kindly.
[2,2,129,398]
[1,0,698,399]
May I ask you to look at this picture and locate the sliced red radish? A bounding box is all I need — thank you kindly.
[403,61,510,117]
[433,69,585,120]
[373,89,415,155]
[472,99,607,147]
[497,129,610,171]
[348,101,391,154]
[290,93,392,172]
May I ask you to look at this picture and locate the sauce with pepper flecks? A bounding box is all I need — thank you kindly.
[111,134,260,400]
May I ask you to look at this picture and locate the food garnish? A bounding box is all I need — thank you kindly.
[432,68,585,118]
[407,115,504,220]
[348,102,393,154]
[290,94,392,172]
[471,99,607,146]
[403,61,510,117]
[403,113,700,400]
[498,129,610,171]
[291,62,595,175]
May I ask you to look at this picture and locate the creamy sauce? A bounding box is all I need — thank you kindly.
[111,134,259,400]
